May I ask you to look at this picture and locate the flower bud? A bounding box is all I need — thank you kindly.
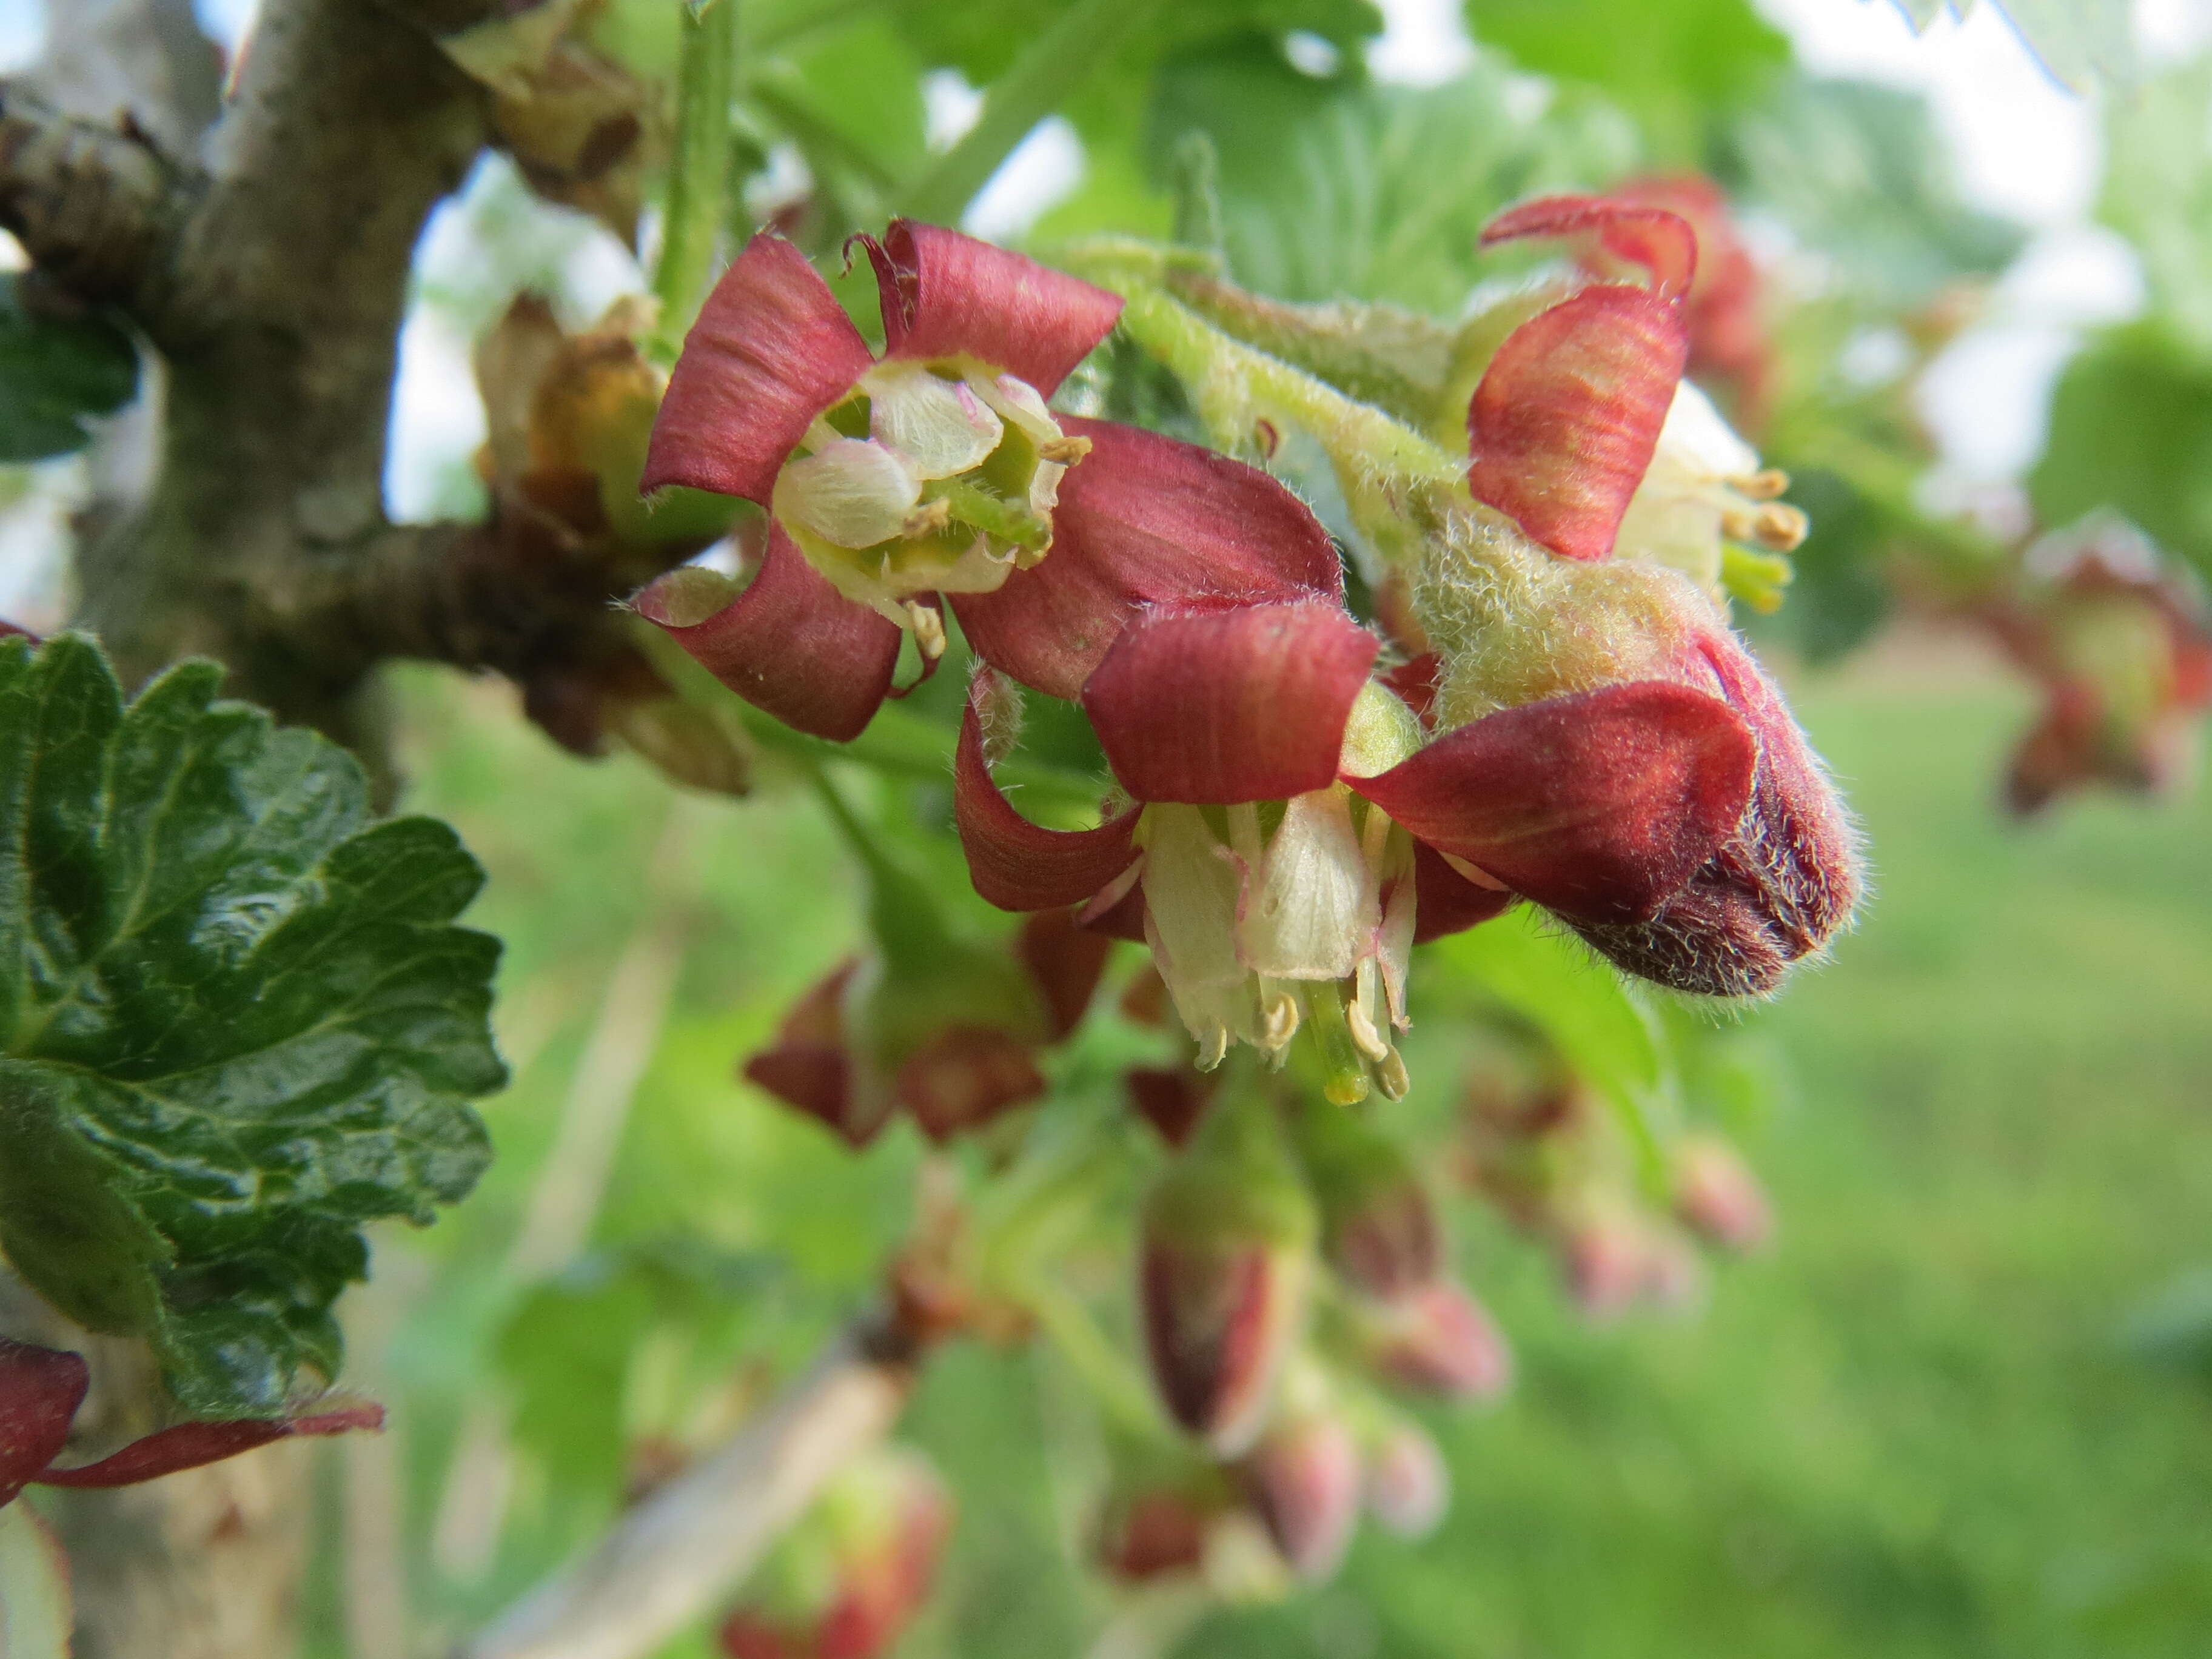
[1563,1204,1704,1320]
[1096,1487,1217,1583]
[1239,1410,1362,1581]
[1671,1134,1772,1252]
[1138,1090,1318,1454]
[1364,1422,1450,1540]
[1359,1281,1513,1401]
[1292,1101,1442,1299]
[719,1446,951,1659]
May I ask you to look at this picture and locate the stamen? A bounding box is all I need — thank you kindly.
[1346,993,1390,1064]
[905,602,947,660]
[1259,985,1302,1051]
[1196,1022,1230,1071]
[1037,434,1093,464]
[1376,1048,1410,1101]
[1729,467,1791,501]
[1721,503,1809,552]
[900,498,954,537]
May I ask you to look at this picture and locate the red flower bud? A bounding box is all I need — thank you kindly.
[1563,1207,1704,1319]
[1138,1094,1317,1453]
[1672,1134,1772,1252]
[1239,1411,1362,1581]
[1096,1487,1217,1582]
[1360,1281,1513,1401]
[1292,1101,1442,1299]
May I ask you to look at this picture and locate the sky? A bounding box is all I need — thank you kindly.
[0,0,2202,525]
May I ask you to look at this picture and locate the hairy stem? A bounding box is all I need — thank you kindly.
[652,0,738,355]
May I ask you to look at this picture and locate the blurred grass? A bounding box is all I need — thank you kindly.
[329,669,2212,1659]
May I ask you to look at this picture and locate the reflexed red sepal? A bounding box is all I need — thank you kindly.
[1352,682,1755,926]
[743,962,880,1146]
[632,530,902,742]
[953,671,1139,911]
[0,1339,89,1506]
[642,234,874,502]
[898,1027,1048,1142]
[1408,839,1514,944]
[1015,908,1113,1040]
[1483,194,1698,301]
[1082,602,1378,805]
[35,1401,384,1489]
[1467,284,1689,562]
[860,221,1122,396]
[953,420,1344,700]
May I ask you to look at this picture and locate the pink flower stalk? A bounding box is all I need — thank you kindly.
[956,600,1755,1098]
[635,222,1337,739]
[743,907,1108,1147]
[1,1338,381,1508]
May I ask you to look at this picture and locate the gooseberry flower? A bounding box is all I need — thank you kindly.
[743,907,1108,1147]
[1466,194,1804,586]
[1356,1280,1513,1401]
[956,600,1755,1098]
[1980,534,2212,816]
[635,223,1338,739]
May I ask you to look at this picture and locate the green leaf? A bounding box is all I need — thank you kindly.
[0,276,139,463]
[1895,2,2134,93]
[2099,59,2212,355]
[0,635,503,1415]
[1147,44,1635,312]
[2029,325,2212,581]
[1464,0,1787,161]
[1722,78,2024,309]
[0,1505,72,1659]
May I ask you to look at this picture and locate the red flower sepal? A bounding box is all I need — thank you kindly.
[634,223,1339,739]
[743,907,1109,1147]
[956,600,1755,1096]
[1467,195,1697,563]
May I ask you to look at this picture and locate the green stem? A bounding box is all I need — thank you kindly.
[653,0,740,354]
[898,0,1164,227]
[733,699,1104,814]
[1024,1281,1166,1440]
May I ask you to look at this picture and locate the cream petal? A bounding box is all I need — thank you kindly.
[773,438,920,549]
[865,360,1002,479]
[1239,789,1378,981]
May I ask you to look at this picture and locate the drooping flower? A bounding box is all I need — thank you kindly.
[1979,529,2212,816]
[1466,193,1805,585]
[956,600,1756,1096]
[634,223,1339,739]
[1355,1279,1514,1400]
[743,907,1108,1147]
[1671,1132,1774,1252]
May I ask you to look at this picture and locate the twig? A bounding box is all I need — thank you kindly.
[458,1317,917,1659]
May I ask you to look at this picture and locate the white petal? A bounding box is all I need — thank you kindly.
[969,372,1062,442]
[1239,789,1378,980]
[864,361,1002,480]
[773,438,920,549]
[1142,805,1248,995]
[1657,379,1759,477]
